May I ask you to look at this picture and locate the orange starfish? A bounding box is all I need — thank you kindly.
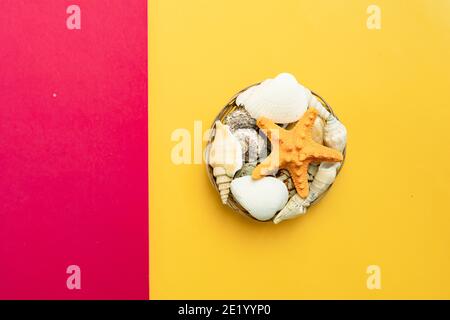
[252,107,343,198]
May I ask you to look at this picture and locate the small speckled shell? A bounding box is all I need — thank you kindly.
[224,107,256,132]
[233,128,268,163]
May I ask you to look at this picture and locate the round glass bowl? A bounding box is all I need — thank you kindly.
[205,86,346,222]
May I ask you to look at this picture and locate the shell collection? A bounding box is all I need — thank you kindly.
[207,73,347,223]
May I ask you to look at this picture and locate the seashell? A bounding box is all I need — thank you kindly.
[213,167,232,204]
[307,164,319,181]
[303,162,340,207]
[274,162,338,224]
[224,107,257,132]
[304,162,338,206]
[235,162,257,178]
[276,169,296,197]
[323,116,347,153]
[230,176,288,221]
[309,95,331,121]
[273,193,307,224]
[208,120,243,177]
[312,117,325,145]
[236,73,311,124]
[233,128,268,163]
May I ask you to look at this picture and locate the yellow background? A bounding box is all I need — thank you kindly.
[149,0,450,299]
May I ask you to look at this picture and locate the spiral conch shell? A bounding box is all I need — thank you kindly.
[304,162,338,205]
[208,120,243,204]
[236,73,311,124]
[213,167,232,204]
[324,116,347,153]
[274,163,338,224]
[273,193,307,224]
[309,93,347,151]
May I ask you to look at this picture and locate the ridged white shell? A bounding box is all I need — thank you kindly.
[236,73,311,124]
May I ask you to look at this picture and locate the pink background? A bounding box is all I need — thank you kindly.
[0,1,148,299]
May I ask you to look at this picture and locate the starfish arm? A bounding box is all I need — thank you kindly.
[252,152,280,179]
[288,161,311,198]
[306,142,343,163]
[256,117,285,142]
[293,108,318,138]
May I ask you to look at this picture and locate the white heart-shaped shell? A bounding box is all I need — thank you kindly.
[230,176,288,221]
[236,73,311,124]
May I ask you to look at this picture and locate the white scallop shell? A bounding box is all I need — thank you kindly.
[236,73,311,124]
